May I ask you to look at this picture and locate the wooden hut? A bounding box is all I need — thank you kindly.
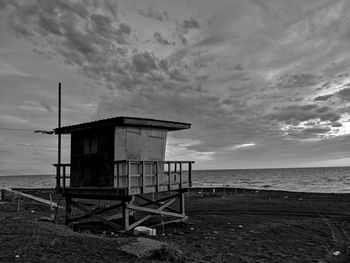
[54,116,194,230]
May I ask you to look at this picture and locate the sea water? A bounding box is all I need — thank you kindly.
[0,166,350,193]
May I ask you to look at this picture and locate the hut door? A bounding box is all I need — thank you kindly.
[149,129,166,160]
[126,127,142,160]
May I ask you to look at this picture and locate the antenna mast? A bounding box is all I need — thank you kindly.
[56,82,62,192]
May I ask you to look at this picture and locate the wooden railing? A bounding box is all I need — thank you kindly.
[113,160,194,195]
[53,163,70,193]
[54,160,194,195]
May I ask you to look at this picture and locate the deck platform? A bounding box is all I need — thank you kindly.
[55,160,193,231]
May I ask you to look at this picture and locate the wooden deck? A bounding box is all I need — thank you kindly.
[55,160,193,230]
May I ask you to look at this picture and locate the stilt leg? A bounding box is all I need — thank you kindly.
[180,191,185,216]
[122,200,129,230]
[65,196,71,225]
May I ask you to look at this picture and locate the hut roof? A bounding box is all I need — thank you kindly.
[55,116,191,134]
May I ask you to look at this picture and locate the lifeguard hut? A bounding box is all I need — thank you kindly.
[54,116,194,230]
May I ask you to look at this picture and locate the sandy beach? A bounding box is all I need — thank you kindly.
[1,188,350,263]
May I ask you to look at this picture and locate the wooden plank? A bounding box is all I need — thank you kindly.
[159,198,176,210]
[71,200,122,230]
[69,202,123,222]
[126,215,152,231]
[4,187,64,209]
[127,203,185,218]
[136,195,179,213]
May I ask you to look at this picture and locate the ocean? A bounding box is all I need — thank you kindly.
[0,166,350,193]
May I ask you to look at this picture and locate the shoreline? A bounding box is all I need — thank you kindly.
[6,186,350,196]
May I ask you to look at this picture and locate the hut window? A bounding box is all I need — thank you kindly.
[84,137,97,154]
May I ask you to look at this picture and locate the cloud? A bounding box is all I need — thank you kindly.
[314,94,334,101]
[4,0,350,171]
[132,52,158,73]
[275,74,319,89]
[231,143,256,150]
[138,7,168,21]
[182,18,200,30]
[287,126,332,140]
[268,104,341,125]
[40,101,54,114]
[0,61,32,77]
[337,87,350,101]
[154,32,171,45]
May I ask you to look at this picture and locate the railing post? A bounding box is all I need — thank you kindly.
[55,165,61,193]
[62,165,66,190]
[156,161,159,192]
[168,162,171,191]
[189,162,192,187]
[116,162,119,190]
[142,161,145,194]
[179,162,182,189]
[127,161,131,194]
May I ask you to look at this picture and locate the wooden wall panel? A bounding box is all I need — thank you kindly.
[114,127,126,160]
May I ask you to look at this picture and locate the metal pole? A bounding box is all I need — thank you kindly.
[56,83,62,192]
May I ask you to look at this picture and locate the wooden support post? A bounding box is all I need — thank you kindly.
[130,196,135,216]
[122,200,129,230]
[65,196,71,225]
[180,191,185,216]
[17,195,21,213]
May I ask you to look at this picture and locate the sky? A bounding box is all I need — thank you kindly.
[1,0,350,174]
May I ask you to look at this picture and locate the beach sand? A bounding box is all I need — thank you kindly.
[1,188,350,262]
